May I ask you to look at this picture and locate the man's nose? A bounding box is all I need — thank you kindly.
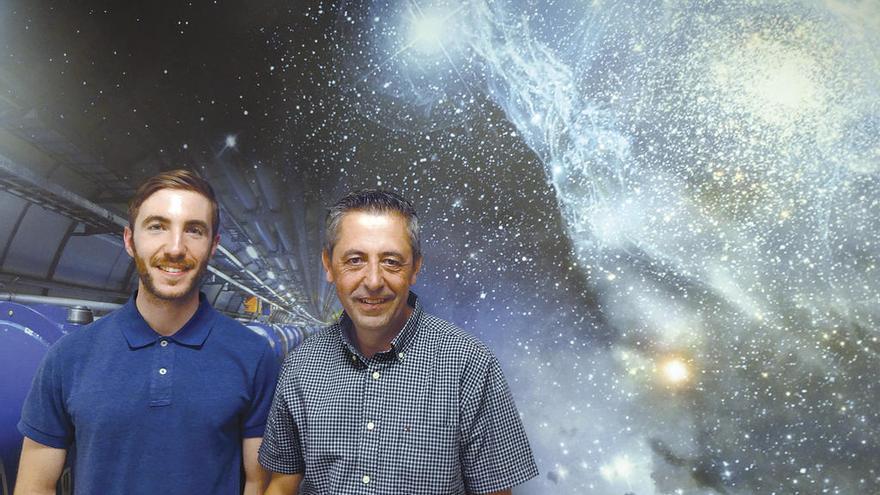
[363,263,384,291]
[164,231,186,258]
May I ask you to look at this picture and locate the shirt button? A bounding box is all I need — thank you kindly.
[367,421,375,430]
[398,352,406,360]
[362,475,371,484]
[372,371,380,380]
[160,340,168,347]
[159,368,167,375]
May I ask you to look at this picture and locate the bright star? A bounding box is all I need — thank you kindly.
[408,13,447,54]
[661,358,690,384]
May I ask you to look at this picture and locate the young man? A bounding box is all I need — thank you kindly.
[259,190,538,494]
[15,170,279,494]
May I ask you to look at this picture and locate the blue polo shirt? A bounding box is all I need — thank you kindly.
[18,293,279,494]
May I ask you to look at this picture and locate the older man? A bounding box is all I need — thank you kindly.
[260,189,538,494]
[16,169,278,494]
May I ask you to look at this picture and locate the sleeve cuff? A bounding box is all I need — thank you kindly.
[258,452,305,475]
[242,423,266,438]
[17,420,70,449]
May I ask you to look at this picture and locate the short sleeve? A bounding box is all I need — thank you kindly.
[258,354,306,474]
[460,354,539,494]
[17,345,74,449]
[242,344,282,437]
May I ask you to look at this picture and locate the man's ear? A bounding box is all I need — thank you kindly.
[410,255,423,285]
[322,250,334,283]
[123,226,135,258]
[210,234,221,258]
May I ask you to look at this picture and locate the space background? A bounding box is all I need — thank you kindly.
[2,0,879,493]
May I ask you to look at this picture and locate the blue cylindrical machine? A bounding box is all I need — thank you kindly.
[0,302,57,493]
[280,324,307,350]
[244,321,312,362]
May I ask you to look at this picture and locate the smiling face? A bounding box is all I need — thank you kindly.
[323,211,422,339]
[124,188,219,304]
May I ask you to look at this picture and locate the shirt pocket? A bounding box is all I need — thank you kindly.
[394,418,463,494]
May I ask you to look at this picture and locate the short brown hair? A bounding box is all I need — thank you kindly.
[128,169,220,235]
[324,189,420,260]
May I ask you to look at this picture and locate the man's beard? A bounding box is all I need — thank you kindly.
[131,243,208,302]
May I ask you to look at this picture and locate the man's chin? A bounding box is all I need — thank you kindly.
[349,314,391,334]
[142,279,199,303]
[153,288,197,301]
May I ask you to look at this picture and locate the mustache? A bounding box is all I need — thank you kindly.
[350,292,393,300]
[150,254,197,270]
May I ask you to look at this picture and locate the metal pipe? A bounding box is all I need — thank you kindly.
[0,292,122,313]
[253,218,279,253]
[0,153,128,229]
[254,165,282,212]
[216,155,258,210]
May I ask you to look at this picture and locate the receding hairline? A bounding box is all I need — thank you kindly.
[325,209,421,259]
[323,188,421,261]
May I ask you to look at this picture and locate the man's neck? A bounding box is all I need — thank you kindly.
[354,305,413,359]
[135,287,200,337]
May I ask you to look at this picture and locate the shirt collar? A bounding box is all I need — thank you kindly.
[339,291,423,363]
[120,292,216,349]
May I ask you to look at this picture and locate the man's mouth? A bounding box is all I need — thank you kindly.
[155,264,192,275]
[357,297,390,306]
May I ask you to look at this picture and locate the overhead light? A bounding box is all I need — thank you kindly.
[278,284,285,291]
[245,245,259,258]
[266,271,276,280]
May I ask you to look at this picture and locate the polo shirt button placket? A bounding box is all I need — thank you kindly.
[159,340,170,376]
[150,337,175,407]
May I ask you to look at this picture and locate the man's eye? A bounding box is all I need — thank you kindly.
[345,257,364,265]
[186,226,206,236]
[146,224,164,231]
[383,259,402,267]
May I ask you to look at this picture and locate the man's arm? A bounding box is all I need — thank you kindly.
[460,352,539,494]
[264,472,303,495]
[243,437,269,495]
[14,437,66,495]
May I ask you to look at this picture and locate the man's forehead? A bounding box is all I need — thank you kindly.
[137,189,213,221]
[340,209,406,227]
[335,210,411,247]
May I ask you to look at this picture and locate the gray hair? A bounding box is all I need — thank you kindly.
[324,189,421,261]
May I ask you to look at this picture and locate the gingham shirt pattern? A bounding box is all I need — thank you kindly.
[259,292,539,494]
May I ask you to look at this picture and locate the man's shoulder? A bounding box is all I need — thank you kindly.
[290,324,341,356]
[419,312,495,362]
[41,307,123,362]
[212,311,274,352]
[278,325,341,380]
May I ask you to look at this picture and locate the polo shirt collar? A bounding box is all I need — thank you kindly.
[340,291,422,362]
[120,292,216,349]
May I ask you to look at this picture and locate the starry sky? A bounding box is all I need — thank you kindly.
[2,1,879,493]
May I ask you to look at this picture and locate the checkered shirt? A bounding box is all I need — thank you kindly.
[259,292,538,494]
